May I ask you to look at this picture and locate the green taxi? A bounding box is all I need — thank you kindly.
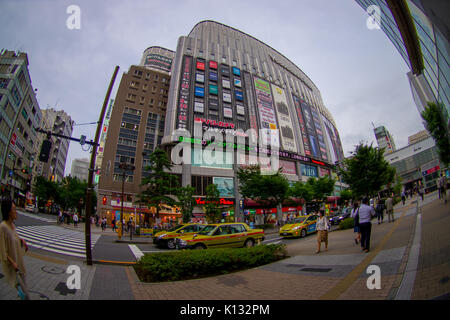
[153,223,206,249]
[279,214,318,238]
[175,223,265,250]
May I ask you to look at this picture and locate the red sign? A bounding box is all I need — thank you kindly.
[196,61,205,70]
[194,117,235,129]
[195,198,235,205]
[209,61,218,69]
[311,159,325,166]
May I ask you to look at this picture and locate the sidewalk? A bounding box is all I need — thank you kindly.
[1,191,447,300]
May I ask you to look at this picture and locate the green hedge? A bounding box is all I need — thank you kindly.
[339,217,355,230]
[133,244,287,283]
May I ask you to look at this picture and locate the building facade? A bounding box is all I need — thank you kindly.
[408,129,430,145]
[70,158,90,181]
[384,136,441,192]
[355,0,449,126]
[40,108,74,182]
[97,47,174,223]
[0,50,43,203]
[162,21,345,223]
[374,125,396,154]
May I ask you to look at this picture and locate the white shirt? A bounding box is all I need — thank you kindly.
[356,204,376,224]
[316,216,329,231]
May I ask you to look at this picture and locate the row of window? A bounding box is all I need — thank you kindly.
[133,69,169,85]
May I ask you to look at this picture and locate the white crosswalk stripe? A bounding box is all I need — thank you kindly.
[16,225,101,258]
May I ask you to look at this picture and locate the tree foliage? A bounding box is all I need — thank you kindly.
[177,186,196,223]
[306,176,335,201]
[421,101,450,166]
[338,143,396,199]
[140,149,179,219]
[203,184,222,223]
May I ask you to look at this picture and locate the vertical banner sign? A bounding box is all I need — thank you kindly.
[321,115,338,164]
[292,95,311,156]
[333,126,344,161]
[299,99,321,159]
[309,105,328,161]
[253,77,279,148]
[176,55,192,130]
[272,84,298,153]
[243,71,258,134]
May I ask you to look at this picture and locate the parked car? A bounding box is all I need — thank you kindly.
[328,212,342,225]
[279,214,318,238]
[25,204,36,213]
[175,223,265,250]
[330,208,351,225]
[153,223,206,249]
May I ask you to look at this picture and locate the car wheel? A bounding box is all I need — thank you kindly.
[244,238,255,248]
[301,229,307,238]
[167,239,176,249]
[194,243,206,250]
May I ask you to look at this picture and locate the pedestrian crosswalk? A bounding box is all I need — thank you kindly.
[17,211,56,223]
[16,225,101,258]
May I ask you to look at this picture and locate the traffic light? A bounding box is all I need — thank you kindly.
[39,140,52,162]
[102,196,107,205]
[51,175,55,182]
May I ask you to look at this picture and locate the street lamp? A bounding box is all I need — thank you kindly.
[119,162,135,238]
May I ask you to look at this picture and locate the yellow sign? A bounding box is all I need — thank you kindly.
[140,228,153,237]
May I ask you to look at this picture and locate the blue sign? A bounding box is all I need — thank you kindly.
[235,90,243,101]
[232,67,240,76]
[9,170,13,177]
[209,71,218,81]
[195,86,205,97]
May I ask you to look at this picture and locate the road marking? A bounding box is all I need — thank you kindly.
[262,237,283,243]
[395,206,421,300]
[319,203,414,300]
[129,245,144,260]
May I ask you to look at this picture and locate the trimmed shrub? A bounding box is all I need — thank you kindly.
[133,244,287,283]
[339,217,355,230]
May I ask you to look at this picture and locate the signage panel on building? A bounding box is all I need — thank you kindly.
[292,94,311,156]
[144,54,173,73]
[235,90,243,101]
[196,73,204,83]
[176,55,192,130]
[213,177,234,197]
[209,71,218,82]
[195,86,205,97]
[272,84,297,153]
[254,76,279,148]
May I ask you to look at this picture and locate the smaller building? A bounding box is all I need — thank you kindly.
[384,136,441,192]
[70,158,90,181]
[374,125,396,154]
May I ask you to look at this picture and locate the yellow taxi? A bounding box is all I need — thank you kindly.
[175,223,265,250]
[279,214,318,238]
[153,223,206,249]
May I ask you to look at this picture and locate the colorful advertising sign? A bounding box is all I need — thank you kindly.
[223,91,232,103]
[232,67,241,76]
[302,164,318,177]
[254,76,279,147]
[236,104,245,116]
[300,99,321,159]
[195,86,204,97]
[319,167,331,177]
[209,71,218,82]
[224,107,233,119]
[321,115,338,164]
[176,55,192,130]
[234,79,242,87]
[309,105,328,161]
[144,54,172,73]
[195,73,204,83]
[243,72,258,133]
[222,79,231,89]
[209,61,218,69]
[213,177,234,197]
[194,101,204,113]
[209,84,218,95]
[235,90,244,101]
[272,84,298,153]
[292,94,311,156]
[196,61,205,70]
[221,65,230,77]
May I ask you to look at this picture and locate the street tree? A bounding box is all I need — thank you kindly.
[307,176,335,202]
[338,143,396,199]
[140,149,179,221]
[33,176,59,213]
[421,101,450,166]
[203,184,222,223]
[177,185,196,223]
[289,180,313,204]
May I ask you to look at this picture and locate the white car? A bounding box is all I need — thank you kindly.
[25,204,35,213]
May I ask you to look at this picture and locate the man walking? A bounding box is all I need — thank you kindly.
[375,198,385,224]
[439,173,448,203]
[358,198,376,253]
[385,193,394,223]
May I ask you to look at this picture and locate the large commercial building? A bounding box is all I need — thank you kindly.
[162,21,345,223]
[97,47,175,223]
[40,108,74,182]
[97,22,346,225]
[355,0,449,126]
[374,125,396,154]
[0,50,43,204]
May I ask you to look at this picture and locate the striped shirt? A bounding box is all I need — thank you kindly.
[356,204,376,224]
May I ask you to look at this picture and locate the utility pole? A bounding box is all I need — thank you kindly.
[84,66,119,265]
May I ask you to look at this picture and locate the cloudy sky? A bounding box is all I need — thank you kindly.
[1,0,425,175]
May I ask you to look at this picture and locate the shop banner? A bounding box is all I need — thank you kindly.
[292,94,311,157]
[254,76,279,148]
[299,99,321,159]
[272,84,298,153]
[243,71,259,133]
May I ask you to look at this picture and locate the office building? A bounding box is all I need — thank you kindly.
[97,47,174,223]
[71,158,90,181]
[374,125,396,154]
[0,50,43,203]
[355,0,449,126]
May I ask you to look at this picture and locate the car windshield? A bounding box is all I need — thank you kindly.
[196,225,217,235]
[167,225,183,232]
[287,217,306,224]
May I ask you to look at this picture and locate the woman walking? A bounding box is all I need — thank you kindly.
[315,210,329,253]
[350,202,361,244]
[0,197,30,300]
